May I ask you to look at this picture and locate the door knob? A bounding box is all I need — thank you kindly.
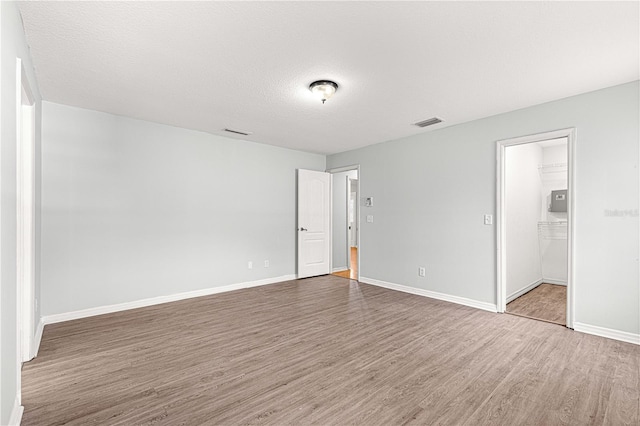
[299,227,308,231]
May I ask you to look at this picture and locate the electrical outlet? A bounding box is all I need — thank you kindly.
[248,261,253,269]
[264,260,269,267]
[367,215,374,223]
[418,267,426,277]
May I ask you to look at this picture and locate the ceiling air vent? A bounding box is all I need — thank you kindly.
[223,128,252,136]
[413,117,442,128]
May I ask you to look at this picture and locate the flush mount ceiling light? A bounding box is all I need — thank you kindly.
[309,80,338,104]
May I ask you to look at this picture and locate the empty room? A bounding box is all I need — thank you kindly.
[1,1,639,425]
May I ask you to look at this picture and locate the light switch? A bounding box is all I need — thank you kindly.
[367,215,374,223]
[484,214,493,225]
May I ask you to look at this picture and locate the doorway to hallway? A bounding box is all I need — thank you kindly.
[328,166,359,281]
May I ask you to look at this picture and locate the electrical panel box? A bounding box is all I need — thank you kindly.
[549,189,567,212]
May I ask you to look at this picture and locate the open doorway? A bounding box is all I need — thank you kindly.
[328,167,359,281]
[497,129,575,328]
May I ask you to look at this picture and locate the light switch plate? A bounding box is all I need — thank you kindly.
[484,214,493,225]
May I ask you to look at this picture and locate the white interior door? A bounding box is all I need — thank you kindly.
[297,169,331,278]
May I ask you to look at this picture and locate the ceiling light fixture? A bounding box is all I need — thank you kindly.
[309,80,338,104]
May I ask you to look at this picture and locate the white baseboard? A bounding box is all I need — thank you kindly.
[9,396,23,426]
[541,278,567,286]
[506,278,543,303]
[42,274,297,325]
[332,267,348,272]
[573,322,640,345]
[359,276,497,313]
[33,317,45,357]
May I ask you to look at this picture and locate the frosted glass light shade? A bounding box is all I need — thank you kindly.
[309,80,338,104]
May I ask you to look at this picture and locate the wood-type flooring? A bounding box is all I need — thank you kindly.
[22,276,639,425]
[332,247,358,280]
[507,283,567,325]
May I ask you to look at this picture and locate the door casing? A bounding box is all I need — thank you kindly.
[17,58,36,364]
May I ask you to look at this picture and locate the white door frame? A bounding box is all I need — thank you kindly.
[496,128,576,329]
[17,58,36,364]
[343,175,350,268]
[327,165,360,282]
[348,176,358,250]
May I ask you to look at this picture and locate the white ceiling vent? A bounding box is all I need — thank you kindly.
[413,117,442,128]
[223,128,252,136]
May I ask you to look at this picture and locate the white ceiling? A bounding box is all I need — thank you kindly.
[17,1,639,155]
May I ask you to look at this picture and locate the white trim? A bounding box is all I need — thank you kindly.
[43,275,296,325]
[541,278,567,286]
[496,142,505,312]
[344,175,350,269]
[17,57,37,363]
[326,164,360,174]
[329,173,333,275]
[574,322,640,345]
[496,128,576,329]
[566,129,577,329]
[360,276,498,313]
[332,266,348,273]
[8,397,24,426]
[33,318,45,358]
[506,278,543,303]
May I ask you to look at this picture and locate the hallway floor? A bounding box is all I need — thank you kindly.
[332,247,358,280]
[507,283,567,325]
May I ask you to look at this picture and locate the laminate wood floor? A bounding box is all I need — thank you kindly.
[23,276,639,425]
[507,283,567,325]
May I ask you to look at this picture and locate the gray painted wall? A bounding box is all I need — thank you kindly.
[1,2,43,423]
[327,81,639,335]
[41,102,325,316]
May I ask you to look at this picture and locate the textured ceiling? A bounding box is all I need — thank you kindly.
[17,1,640,155]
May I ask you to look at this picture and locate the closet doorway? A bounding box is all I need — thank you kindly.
[328,166,359,281]
[497,129,576,328]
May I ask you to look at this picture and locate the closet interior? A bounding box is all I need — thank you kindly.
[505,137,568,325]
